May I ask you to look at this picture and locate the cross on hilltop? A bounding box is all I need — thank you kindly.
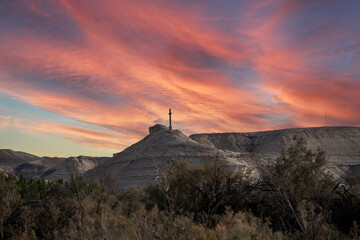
[169,108,172,131]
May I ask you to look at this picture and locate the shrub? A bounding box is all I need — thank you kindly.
[146,157,251,227]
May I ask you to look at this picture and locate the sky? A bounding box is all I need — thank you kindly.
[0,0,359,157]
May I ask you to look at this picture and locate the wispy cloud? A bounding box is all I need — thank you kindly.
[1,115,128,151]
[0,0,359,153]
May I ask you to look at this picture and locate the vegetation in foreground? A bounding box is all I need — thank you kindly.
[1,137,360,240]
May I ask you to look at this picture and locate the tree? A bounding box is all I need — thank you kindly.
[146,155,251,227]
[254,136,338,239]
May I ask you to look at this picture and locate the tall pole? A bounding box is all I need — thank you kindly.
[169,108,172,130]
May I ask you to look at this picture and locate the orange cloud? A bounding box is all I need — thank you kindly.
[0,0,359,154]
[246,1,360,127]
[0,1,269,135]
[0,115,12,129]
[4,116,129,151]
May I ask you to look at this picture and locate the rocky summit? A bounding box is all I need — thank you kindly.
[86,124,224,191]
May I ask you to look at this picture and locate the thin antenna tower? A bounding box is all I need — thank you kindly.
[169,108,172,130]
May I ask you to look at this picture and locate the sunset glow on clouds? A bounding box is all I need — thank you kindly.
[0,0,359,156]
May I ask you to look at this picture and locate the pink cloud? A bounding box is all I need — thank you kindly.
[3,116,128,151]
[0,115,12,129]
[0,0,359,153]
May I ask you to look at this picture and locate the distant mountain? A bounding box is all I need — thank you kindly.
[87,125,360,192]
[0,149,110,180]
[13,157,65,179]
[2,125,360,192]
[0,149,41,172]
[41,156,109,181]
[0,149,39,166]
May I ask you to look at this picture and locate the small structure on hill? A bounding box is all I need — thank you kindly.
[169,108,172,131]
